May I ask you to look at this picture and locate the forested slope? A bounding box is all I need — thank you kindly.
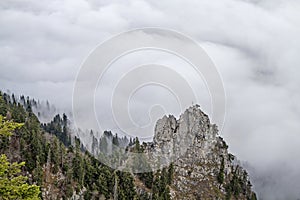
[0,91,256,200]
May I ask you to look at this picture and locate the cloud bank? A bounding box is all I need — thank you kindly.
[1,0,300,199]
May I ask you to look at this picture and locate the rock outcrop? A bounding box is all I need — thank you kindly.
[136,105,257,200]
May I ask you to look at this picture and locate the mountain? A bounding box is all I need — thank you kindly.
[0,91,256,199]
[128,105,257,200]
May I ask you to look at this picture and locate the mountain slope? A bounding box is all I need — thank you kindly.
[0,91,256,199]
[132,105,257,200]
[0,92,137,199]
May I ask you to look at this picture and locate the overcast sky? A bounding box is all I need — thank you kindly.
[1,0,300,199]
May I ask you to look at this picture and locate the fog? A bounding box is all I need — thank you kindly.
[1,0,300,199]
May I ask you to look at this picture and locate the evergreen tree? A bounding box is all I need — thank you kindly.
[62,113,70,146]
[33,156,44,186]
[99,136,108,154]
[0,93,7,116]
[167,163,174,185]
[51,137,60,173]
[0,154,40,200]
[112,134,119,152]
[98,173,109,198]
[72,138,84,185]
[117,171,137,200]
[217,156,225,184]
[0,115,40,199]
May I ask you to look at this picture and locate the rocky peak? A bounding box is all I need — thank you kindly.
[148,105,219,165]
[137,105,257,200]
[153,104,213,144]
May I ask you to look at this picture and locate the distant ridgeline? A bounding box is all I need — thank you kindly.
[0,91,257,200]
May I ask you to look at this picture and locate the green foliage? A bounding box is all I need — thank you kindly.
[72,151,84,185]
[132,138,151,172]
[131,137,173,199]
[0,92,259,200]
[98,172,109,198]
[64,184,73,198]
[138,171,154,189]
[0,115,23,137]
[137,192,151,200]
[0,154,40,200]
[112,134,119,152]
[0,93,116,198]
[217,156,225,184]
[251,192,257,200]
[0,115,23,151]
[134,137,142,153]
[21,114,45,171]
[151,166,172,200]
[163,186,171,200]
[42,114,71,147]
[32,157,43,186]
[117,171,137,200]
[0,115,40,199]
[0,93,7,116]
[131,138,154,189]
[10,103,26,123]
[225,166,251,199]
[167,163,174,185]
[51,137,60,173]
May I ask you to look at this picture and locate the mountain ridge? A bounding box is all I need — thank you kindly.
[0,91,256,199]
[130,105,257,199]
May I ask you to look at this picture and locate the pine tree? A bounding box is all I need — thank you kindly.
[0,154,40,200]
[116,171,137,200]
[0,115,23,137]
[72,138,84,185]
[0,115,40,199]
[217,156,225,184]
[62,113,70,146]
[51,137,60,173]
[33,156,44,186]
[0,94,7,116]
[112,134,119,152]
[99,136,108,154]
[167,163,174,185]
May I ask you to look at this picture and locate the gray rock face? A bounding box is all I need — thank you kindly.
[139,105,256,199]
[153,105,216,159]
[143,105,218,170]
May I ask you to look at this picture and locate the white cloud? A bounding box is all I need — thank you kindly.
[0,0,300,199]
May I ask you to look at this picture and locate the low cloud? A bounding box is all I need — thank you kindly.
[1,0,300,199]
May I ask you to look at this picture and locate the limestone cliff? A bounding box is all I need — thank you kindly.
[136,105,257,200]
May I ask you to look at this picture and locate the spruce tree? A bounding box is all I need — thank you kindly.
[0,115,40,199]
